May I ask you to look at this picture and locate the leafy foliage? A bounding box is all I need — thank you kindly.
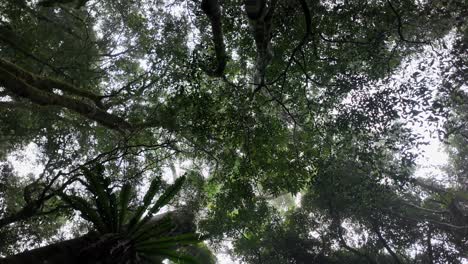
[0,0,466,263]
[59,165,202,263]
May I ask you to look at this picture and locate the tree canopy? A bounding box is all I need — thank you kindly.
[0,0,466,263]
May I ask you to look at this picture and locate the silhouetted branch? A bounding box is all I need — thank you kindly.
[386,0,428,44]
[372,223,403,264]
[0,59,135,132]
[267,0,311,86]
[201,0,227,77]
[0,25,71,78]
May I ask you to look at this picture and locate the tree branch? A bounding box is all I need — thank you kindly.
[201,0,227,77]
[328,203,377,264]
[386,0,428,44]
[426,227,434,264]
[0,210,195,264]
[0,203,40,229]
[372,223,403,264]
[0,60,132,132]
[0,59,104,107]
[266,0,311,86]
[0,25,71,78]
[335,221,377,264]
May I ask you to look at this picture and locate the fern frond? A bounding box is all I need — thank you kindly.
[136,233,201,249]
[59,193,108,233]
[143,176,162,206]
[130,217,173,241]
[109,191,118,232]
[83,167,113,227]
[127,177,162,231]
[138,176,186,229]
[118,183,133,231]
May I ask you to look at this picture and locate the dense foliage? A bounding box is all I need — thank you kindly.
[0,0,466,263]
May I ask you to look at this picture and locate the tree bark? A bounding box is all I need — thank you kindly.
[0,58,180,133]
[0,59,103,106]
[372,224,402,264]
[201,0,227,77]
[0,59,132,132]
[0,233,97,264]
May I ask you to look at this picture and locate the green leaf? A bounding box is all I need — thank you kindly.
[138,176,186,229]
[127,176,162,231]
[142,176,163,207]
[136,233,201,249]
[83,167,113,229]
[131,217,173,242]
[118,183,133,231]
[59,193,107,233]
[109,191,118,232]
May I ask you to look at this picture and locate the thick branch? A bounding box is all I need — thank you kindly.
[0,59,104,107]
[0,25,70,78]
[401,201,448,214]
[201,0,227,77]
[426,227,434,264]
[0,61,132,132]
[385,208,468,231]
[0,233,98,264]
[0,202,42,229]
[372,224,403,264]
[248,0,279,91]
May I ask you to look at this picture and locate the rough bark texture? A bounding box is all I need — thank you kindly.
[0,58,132,132]
[0,59,103,105]
[0,58,180,133]
[244,0,278,92]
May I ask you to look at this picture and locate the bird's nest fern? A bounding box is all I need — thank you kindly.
[59,164,202,264]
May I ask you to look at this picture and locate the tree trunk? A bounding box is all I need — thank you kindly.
[0,210,195,264]
[0,233,97,264]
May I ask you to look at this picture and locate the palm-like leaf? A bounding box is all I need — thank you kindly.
[60,166,201,263]
[59,192,107,233]
[130,217,173,241]
[82,167,114,229]
[109,190,118,232]
[118,183,132,231]
[137,176,186,230]
[127,176,162,232]
[136,233,201,249]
